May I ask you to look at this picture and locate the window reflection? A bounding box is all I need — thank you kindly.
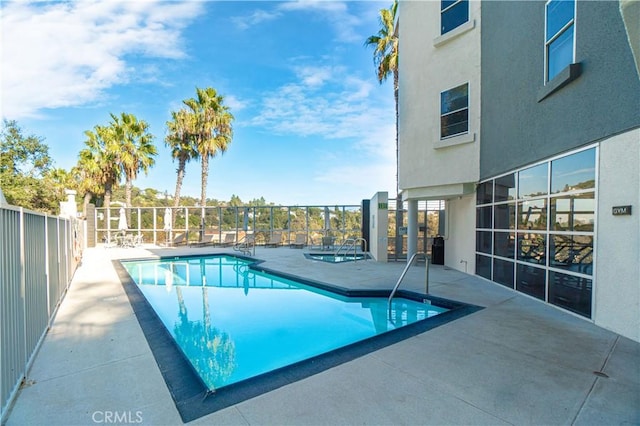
[476,254,491,280]
[493,258,514,288]
[516,264,546,300]
[476,231,492,254]
[477,181,493,204]
[551,148,596,193]
[517,233,546,265]
[494,232,515,258]
[550,234,593,275]
[550,193,595,231]
[495,174,516,202]
[518,163,548,198]
[549,271,591,318]
[518,199,547,230]
[494,203,515,229]
[476,206,492,228]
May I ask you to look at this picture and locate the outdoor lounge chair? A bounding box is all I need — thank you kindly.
[217,233,236,247]
[265,231,282,248]
[190,234,216,247]
[289,233,306,249]
[172,233,188,246]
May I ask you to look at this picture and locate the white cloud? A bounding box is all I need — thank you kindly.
[1,1,204,120]
[231,9,281,30]
[230,1,363,43]
[250,64,392,143]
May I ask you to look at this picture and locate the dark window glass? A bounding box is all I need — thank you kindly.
[517,233,546,265]
[476,206,492,229]
[495,174,516,202]
[549,271,591,318]
[493,258,514,288]
[518,198,547,230]
[550,193,595,232]
[516,263,546,300]
[550,234,593,275]
[546,0,574,42]
[440,83,469,138]
[494,232,515,258]
[476,254,491,280]
[476,231,492,254]
[518,163,548,198]
[551,148,596,194]
[441,0,469,35]
[494,203,515,230]
[441,109,469,138]
[476,181,493,204]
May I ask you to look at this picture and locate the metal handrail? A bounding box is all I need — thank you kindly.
[233,234,255,256]
[388,252,420,319]
[334,237,368,261]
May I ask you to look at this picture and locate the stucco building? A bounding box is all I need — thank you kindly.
[398,0,640,341]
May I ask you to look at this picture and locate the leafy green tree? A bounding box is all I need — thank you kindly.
[109,112,157,213]
[183,87,234,207]
[0,120,61,212]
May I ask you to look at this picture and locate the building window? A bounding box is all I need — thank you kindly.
[545,0,575,82]
[475,147,597,318]
[441,0,469,35]
[441,83,469,139]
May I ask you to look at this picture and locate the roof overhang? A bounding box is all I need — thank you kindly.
[401,182,476,201]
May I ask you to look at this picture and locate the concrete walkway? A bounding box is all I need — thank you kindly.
[5,245,639,425]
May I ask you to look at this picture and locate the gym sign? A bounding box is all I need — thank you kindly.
[612,205,632,216]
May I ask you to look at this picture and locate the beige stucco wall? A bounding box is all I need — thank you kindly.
[594,129,640,342]
[398,0,481,194]
[443,194,476,274]
[369,192,389,262]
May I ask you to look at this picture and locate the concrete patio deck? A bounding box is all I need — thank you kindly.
[4,245,639,425]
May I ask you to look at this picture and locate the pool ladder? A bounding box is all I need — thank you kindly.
[334,237,368,261]
[388,253,430,321]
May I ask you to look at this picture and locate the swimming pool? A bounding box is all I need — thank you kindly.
[115,254,479,421]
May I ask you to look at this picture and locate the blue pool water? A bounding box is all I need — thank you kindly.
[121,255,447,391]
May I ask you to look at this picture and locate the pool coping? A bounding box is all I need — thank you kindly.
[113,254,483,423]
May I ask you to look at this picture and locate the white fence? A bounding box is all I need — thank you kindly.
[0,205,80,422]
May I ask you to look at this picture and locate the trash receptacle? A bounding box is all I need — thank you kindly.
[432,236,444,265]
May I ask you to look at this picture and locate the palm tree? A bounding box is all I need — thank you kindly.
[81,124,120,209]
[365,0,401,256]
[109,112,157,213]
[72,154,103,216]
[165,108,199,209]
[183,87,234,207]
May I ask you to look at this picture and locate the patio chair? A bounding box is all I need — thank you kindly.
[217,233,236,247]
[172,233,188,246]
[265,231,283,248]
[190,234,216,247]
[289,233,307,249]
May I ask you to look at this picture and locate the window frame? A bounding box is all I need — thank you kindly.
[440,82,470,140]
[544,0,576,83]
[440,0,469,35]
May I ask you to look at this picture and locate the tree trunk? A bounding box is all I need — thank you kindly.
[200,155,209,207]
[125,177,132,224]
[83,192,92,217]
[173,157,187,209]
[393,69,404,259]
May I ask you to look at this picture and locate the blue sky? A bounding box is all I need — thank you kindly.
[1,0,395,206]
